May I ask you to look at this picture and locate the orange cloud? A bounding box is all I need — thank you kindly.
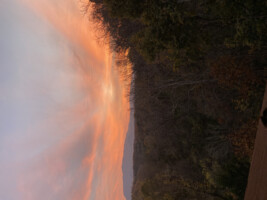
[17,0,131,200]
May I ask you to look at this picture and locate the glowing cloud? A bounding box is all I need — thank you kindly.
[0,0,131,199]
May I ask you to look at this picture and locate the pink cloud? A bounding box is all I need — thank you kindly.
[1,0,131,199]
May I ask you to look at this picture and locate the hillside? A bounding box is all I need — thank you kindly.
[87,0,267,199]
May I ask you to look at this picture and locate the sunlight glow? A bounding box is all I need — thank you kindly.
[0,0,131,199]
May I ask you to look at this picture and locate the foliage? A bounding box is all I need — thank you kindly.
[87,0,266,199]
[228,120,258,158]
[214,157,250,200]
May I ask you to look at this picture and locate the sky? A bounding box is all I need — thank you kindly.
[0,0,133,199]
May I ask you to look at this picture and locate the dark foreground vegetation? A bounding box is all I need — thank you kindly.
[87,0,266,199]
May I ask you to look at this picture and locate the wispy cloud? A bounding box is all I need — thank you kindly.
[0,0,130,199]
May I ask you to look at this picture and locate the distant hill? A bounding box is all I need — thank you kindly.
[122,110,134,200]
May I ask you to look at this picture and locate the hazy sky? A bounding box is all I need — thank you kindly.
[0,0,132,199]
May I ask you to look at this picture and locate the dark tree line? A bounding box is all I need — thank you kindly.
[87,0,266,199]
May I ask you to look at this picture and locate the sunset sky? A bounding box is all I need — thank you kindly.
[0,0,133,199]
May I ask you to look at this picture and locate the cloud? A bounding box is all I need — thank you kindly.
[0,0,131,199]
